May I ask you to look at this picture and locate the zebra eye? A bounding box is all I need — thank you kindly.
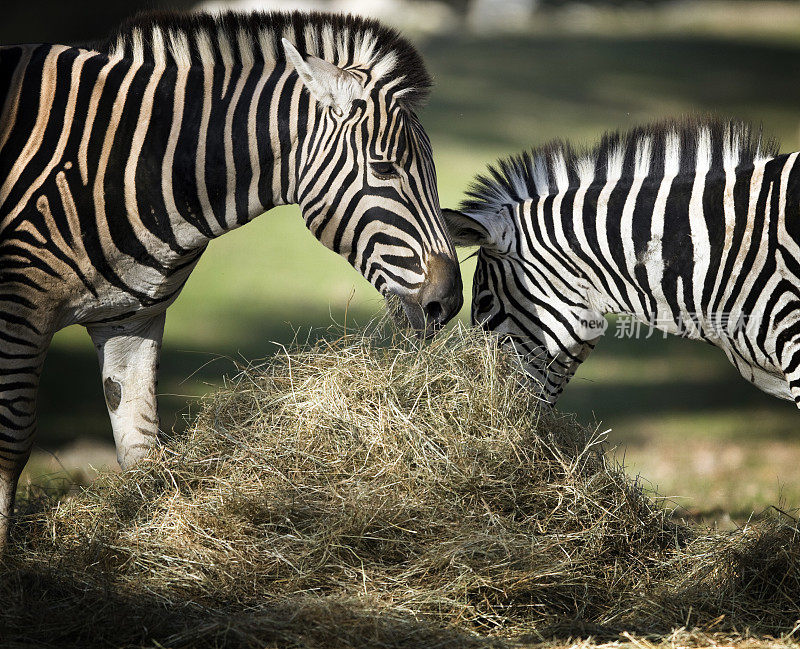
[370,161,399,179]
[476,293,494,312]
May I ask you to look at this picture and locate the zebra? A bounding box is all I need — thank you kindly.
[444,117,800,408]
[0,10,462,548]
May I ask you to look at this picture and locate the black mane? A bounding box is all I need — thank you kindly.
[87,10,431,109]
[462,117,780,215]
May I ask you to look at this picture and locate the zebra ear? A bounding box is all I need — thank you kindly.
[442,208,495,247]
[281,38,362,115]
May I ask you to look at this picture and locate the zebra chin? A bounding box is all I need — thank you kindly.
[387,295,453,339]
[385,255,464,338]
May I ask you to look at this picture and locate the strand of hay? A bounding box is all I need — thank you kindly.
[4,323,800,648]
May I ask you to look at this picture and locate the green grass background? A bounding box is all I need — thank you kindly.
[27,28,800,520]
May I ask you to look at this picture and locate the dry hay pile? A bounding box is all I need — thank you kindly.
[4,324,800,648]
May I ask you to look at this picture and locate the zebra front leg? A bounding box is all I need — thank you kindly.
[87,313,166,470]
[0,329,50,552]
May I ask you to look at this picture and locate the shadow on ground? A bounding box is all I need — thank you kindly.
[5,565,491,649]
[560,334,799,444]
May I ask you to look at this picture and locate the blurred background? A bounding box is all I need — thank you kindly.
[6,0,800,522]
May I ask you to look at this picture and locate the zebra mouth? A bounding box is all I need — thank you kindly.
[385,294,441,339]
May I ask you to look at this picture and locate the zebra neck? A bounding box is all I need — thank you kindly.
[0,42,312,260]
[147,58,307,246]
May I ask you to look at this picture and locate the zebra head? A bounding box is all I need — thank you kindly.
[443,205,601,404]
[283,39,462,336]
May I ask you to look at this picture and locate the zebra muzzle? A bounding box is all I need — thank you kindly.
[395,254,463,337]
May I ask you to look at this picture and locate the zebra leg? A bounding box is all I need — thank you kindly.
[0,324,51,552]
[87,313,166,470]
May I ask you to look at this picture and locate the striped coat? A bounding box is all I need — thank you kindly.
[445,119,800,407]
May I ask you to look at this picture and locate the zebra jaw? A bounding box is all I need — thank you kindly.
[385,255,464,339]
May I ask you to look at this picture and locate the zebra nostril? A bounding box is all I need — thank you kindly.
[424,299,443,323]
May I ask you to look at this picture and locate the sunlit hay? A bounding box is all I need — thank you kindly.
[5,322,800,648]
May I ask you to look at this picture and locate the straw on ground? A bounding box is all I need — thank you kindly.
[4,323,800,648]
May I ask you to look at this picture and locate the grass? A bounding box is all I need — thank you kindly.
[8,324,800,648]
[23,21,800,519]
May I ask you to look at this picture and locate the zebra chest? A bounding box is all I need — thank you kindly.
[53,245,203,329]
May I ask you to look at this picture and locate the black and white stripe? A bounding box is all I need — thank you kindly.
[445,118,800,406]
[0,10,461,546]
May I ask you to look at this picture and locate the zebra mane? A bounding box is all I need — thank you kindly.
[461,117,780,216]
[89,10,431,109]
